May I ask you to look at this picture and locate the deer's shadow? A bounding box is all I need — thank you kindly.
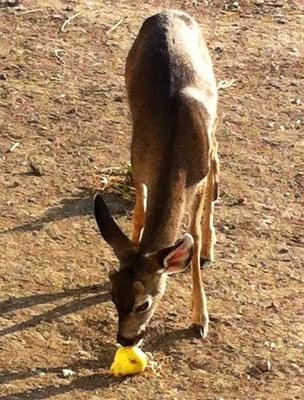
[0,282,110,337]
[0,371,120,400]
[0,189,133,236]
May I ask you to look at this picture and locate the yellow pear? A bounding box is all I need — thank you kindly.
[110,346,148,377]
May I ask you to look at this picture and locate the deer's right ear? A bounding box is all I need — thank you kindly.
[93,193,133,260]
[155,234,194,275]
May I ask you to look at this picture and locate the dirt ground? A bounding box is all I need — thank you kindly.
[0,0,303,399]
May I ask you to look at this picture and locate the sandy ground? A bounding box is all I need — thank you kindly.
[0,0,303,399]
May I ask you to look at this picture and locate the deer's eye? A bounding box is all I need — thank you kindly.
[134,301,150,313]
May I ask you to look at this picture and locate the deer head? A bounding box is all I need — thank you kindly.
[94,194,193,346]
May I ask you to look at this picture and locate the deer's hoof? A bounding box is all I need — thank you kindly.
[200,258,212,270]
[191,323,208,339]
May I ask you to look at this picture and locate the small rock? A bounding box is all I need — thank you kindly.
[66,107,77,114]
[232,1,240,10]
[247,360,271,379]
[254,0,264,5]
[278,248,289,254]
[290,362,300,371]
[63,5,74,11]
[214,46,224,54]
[295,119,301,129]
[247,366,262,379]
[291,47,299,54]
[256,360,272,373]
[276,17,287,25]
[32,368,46,377]
[224,1,239,11]
[29,161,43,176]
[78,350,92,358]
[290,98,301,105]
[62,369,76,378]
[229,197,246,206]
[260,261,267,268]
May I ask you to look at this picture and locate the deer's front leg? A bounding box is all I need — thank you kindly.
[189,184,209,338]
[132,183,147,245]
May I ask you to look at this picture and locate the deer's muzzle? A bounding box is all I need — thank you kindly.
[116,331,144,346]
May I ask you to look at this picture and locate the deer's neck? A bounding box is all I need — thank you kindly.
[140,172,187,252]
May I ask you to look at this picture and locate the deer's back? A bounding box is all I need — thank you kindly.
[126,11,217,190]
[126,10,216,117]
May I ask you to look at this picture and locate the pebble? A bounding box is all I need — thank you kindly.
[62,368,76,378]
[247,360,271,378]
[295,119,301,129]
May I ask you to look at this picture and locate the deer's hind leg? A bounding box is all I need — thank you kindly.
[132,183,147,245]
[200,135,219,268]
[188,180,209,338]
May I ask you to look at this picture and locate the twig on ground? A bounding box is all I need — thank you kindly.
[218,79,236,90]
[100,176,109,190]
[106,18,124,35]
[265,2,283,7]
[9,142,20,153]
[19,8,43,15]
[61,11,81,33]
[54,49,65,64]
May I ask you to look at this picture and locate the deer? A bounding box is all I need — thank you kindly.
[94,10,219,347]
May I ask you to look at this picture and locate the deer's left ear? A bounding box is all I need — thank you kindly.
[94,193,134,261]
[155,234,194,275]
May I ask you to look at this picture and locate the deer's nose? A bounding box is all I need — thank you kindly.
[117,334,135,346]
[117,332,144,346]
